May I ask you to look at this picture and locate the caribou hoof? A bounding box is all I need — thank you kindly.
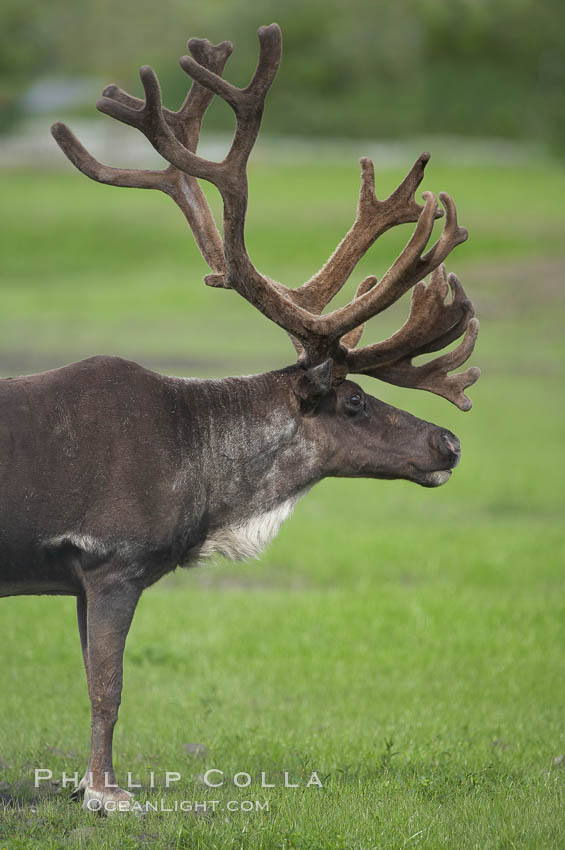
[82,786,135,814]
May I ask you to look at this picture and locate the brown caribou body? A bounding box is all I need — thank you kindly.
[0,24,479,812]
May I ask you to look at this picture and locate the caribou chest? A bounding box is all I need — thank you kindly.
[194,489,307,563]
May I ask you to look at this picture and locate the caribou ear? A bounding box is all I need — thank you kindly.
[293,360,334,412]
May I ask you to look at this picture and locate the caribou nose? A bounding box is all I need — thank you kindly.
[438,430,461,467]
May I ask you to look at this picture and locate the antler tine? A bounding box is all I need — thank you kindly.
[290,152,443,315]
[98,85,143,111]
[403,272,475,358]
[51,122,164,190]
[176,39,233,150]
[345,265,474,371]
[52,39,234,275]
[364,318,480,411]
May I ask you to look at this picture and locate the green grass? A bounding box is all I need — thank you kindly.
[0,154,564,848]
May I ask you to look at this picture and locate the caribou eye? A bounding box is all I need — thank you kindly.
[345,392,364,414]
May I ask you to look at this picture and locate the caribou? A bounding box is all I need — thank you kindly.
[0,23,479,811]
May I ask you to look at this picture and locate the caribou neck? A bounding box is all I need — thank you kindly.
[174,367,325,531]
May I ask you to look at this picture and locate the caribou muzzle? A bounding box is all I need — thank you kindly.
[409,428,461,488]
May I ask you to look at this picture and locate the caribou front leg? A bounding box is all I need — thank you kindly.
[73,593,92,797]
[78,573,141,813]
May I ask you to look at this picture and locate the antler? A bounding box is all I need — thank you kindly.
[52,23,479,411]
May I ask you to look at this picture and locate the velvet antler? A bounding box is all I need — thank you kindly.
[52,23,479,410]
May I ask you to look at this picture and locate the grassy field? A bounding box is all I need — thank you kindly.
[0,151,564,848]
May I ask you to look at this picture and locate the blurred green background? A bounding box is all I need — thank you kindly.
[2,0,565,152]
[0,2,564,848]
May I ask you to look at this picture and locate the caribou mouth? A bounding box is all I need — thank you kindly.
[419,469,452,488]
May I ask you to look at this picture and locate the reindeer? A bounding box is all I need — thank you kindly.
[0,24,479,811]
